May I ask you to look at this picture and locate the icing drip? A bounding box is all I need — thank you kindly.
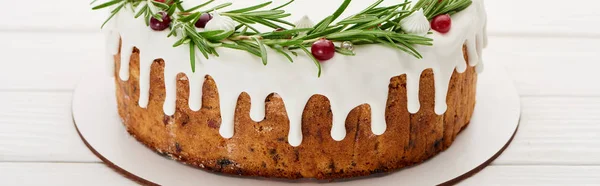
[105,0,487,147]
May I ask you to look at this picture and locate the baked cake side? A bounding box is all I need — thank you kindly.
[114,45,476,179]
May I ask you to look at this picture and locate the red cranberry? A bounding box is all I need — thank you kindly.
[431,14,452,34]
[195,13,213,28]
[150,12,171,31]
[311,38,335,61]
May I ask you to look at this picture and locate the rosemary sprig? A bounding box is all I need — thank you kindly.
[92,0,472,77]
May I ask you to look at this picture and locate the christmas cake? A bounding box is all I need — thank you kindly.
[95,0,487,179]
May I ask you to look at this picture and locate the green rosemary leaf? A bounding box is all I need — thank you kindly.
[331,0,351,22]
[152,12,164,22]
[226,1,272,13]
[309,16,333,34]
[203,3,232,12]
[352,8,400,30]
[277,38,304,46]
[262,13,292,19]
[260,28,312,37]
[271,0,294,10]
[185,26,211,58]
[135,5,148,18]
[265,18,295,27]
[167,3,178,16]
[243,10,285,17]
[196,43,211,59]
[173,37,191,47]
[238,41,261,52]
[175,0,185,11]
[299,45,321,77]
[240,22,261,33]
[412,0,429,10]
[199,30,225,37]
[351,39,375,45]
[356,0,384,15]
[388,35,422,58]
[92,0,122,10]
[209,46,220,57]
[144,9,150,26]
[271,45,293,63]
[178,12,201,22]
[230,16,256,24]
[240,27,249,35]
[101,3,124,28]
[375,38,419,58]
[305,25,345,40]
[337,16,378,25]
[325,30,362,39]
[206,30,235,42]
[151,1,169,10]
[335,47,356,56]
[189,42,196,72]
[252,37,268,65]
[248,17,282,29]
[186,0,215,12]
[430,0,450,17]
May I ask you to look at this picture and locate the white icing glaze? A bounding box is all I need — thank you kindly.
[400,9,430,36]
[204,12,236,32]
[294,15,315,29]
[105,0,487,147]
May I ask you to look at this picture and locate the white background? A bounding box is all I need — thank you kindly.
[1,0,600,185]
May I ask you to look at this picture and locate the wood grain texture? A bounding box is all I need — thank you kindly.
[486,36,600,96]
[0,92,99,162]
[0,32,104,91]
[486,0,600,37]
[461,165,600,186]
[1,0,104,31]
[494,97,600,165]
[2,164,599,186]
[0,163,136,186]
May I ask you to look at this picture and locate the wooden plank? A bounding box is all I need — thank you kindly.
[0,163,136,186]
[462,165,600,186]
[2,0,104,31]
[0,92,99,162]
[485,36,600,96]
[1,163,600,185]
[3,0,600,36]
[486,0,600,37]
[0,32,104,91]
[493,97,600,165]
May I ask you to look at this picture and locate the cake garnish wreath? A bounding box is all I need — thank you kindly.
[92,0,472,77]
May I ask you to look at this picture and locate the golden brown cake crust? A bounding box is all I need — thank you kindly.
[114,44,477,180]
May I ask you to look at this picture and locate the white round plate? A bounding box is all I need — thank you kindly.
[73,61,520,186]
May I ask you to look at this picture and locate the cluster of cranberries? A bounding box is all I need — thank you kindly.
[149,0,213,31]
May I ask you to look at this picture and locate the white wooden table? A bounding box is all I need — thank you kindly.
[2,0,600,185]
